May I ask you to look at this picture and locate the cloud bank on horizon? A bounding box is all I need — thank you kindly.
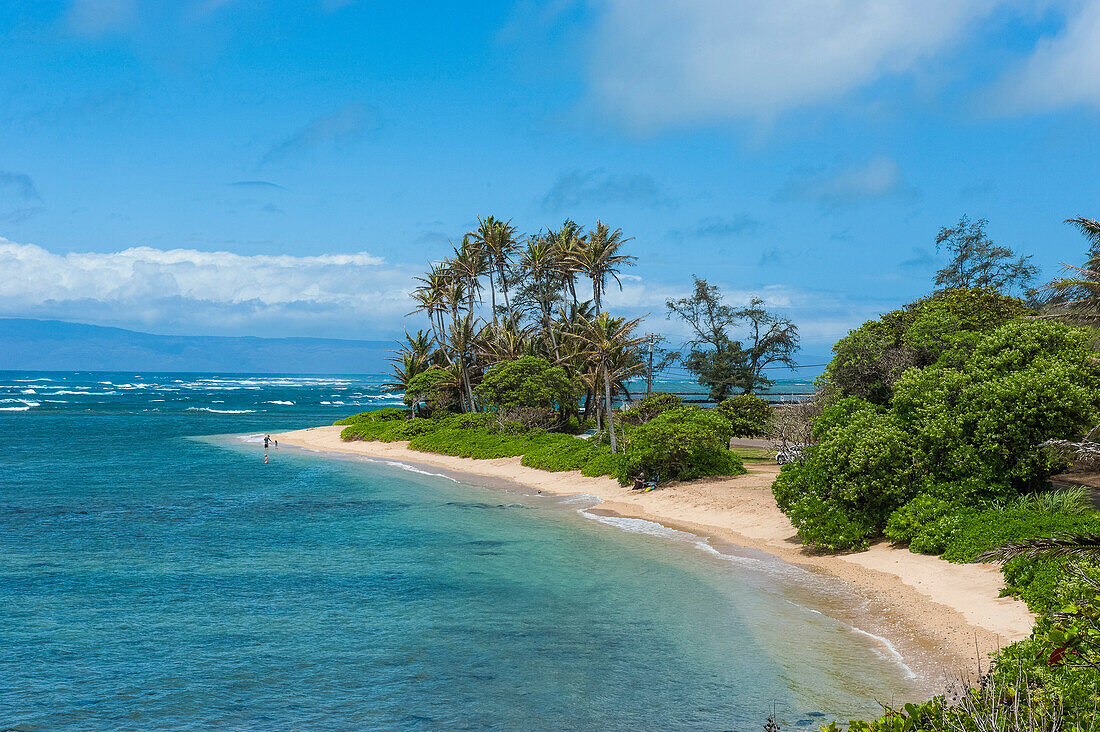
[1,0,1098,353]
[0,238,413,339]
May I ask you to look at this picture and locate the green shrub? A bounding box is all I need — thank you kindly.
[520,435,597,472]
[715,393,772,437]
[907,510,976,555]
[939,509,1100,563]
[884,494,958,545]
[1011,486,1092,515]
[581,451,621,478]
[475,356,578,429]
[334,406,408,426]
[619,392,683,426]
[787,494,875,552]
[824,287,1030,405]
[403,368,461,414]
[777,319,1100,553]
[617,407,744,484]
[772,403,920,550]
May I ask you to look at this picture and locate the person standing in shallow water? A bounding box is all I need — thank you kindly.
[264,435,271,449]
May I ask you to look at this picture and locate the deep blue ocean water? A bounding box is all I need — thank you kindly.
[1,372,927,731]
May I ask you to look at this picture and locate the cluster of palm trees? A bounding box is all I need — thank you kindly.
[387,215,651,447]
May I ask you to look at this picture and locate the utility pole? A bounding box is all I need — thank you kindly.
[646,335,655,398]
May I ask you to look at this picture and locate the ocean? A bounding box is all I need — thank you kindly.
[1,372,927,730]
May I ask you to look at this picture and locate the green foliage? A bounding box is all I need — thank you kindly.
[787,493,875,552]
[335,408,622,478]
[474,356,578,428]
[617,407,744,484]
[777,319,1100,552]
[1012,486,1092,515]
[893,320,1099,492]
[715,393,772,437]
[580,451,622,478]
[520,434,599,472]
[619,392,682,426]
[333,406,407,426]
[403,368,461,414]
[825,287,1029,405]
[938,509,1100,564]
[884,494,959,546]
[776,403,920,550]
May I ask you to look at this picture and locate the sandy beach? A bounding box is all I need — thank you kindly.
[274,425,1036,679]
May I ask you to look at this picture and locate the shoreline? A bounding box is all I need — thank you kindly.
[273,425,1036,680]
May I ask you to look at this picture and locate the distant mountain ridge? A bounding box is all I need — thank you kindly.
[0,319,392,374]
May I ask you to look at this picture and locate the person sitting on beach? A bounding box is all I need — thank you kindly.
[632,472,646,491]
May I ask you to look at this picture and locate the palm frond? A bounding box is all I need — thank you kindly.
[977,532,1100,562]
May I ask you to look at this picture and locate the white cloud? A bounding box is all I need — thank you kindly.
[0,238,415,337]
[989,0,1100,113]
[586,0,1002,129]
[778,156,916,207]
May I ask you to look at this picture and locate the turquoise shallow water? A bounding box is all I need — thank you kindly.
[2,372,926,730]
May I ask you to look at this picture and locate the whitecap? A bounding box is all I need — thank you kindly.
[185,407,256,414]
[20,389,36,394]
[265,400,295,405]
[0,406,30,411]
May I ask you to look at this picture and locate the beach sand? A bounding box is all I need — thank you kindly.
[274,425,1036,679]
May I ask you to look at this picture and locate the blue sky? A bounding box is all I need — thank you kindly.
[1,0,1099,360]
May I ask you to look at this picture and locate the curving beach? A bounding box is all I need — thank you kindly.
[274,425,1036,679]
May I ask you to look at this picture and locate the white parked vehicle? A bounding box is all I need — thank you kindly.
[775,445,806,465]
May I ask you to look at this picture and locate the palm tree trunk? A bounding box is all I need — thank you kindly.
[463,361,476,413]
[435,313,453,365]
[602,357,617,453]
[592,277,601,313]
[488,260,499,326]
[499,265,513,322]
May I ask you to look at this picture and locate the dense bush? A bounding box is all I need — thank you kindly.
[776,319,1100,551]
[883,494,959,546]
[334,406,407,425]
[715,393,772,437]
[403,368,461,414]
[774,403,920,550]
[520,434,598,471]
[618,407,744,484]
[618,392,682,426]
[475,356,578,429]
[826,287,1029,405]
[938,509,1100,563]
[580,451,622,478]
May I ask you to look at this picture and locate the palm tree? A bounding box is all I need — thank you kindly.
[383,330,434,392]
[450,235,488,315]
[1041,216,1100,324]
[446,312,482,412]
[409,262,452,363]
[576,221,636,313]
[479,321,531,364]
[519,233,563,358]
[573,313,646,453]
[470,216,519,325]
[550,219,585,306]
